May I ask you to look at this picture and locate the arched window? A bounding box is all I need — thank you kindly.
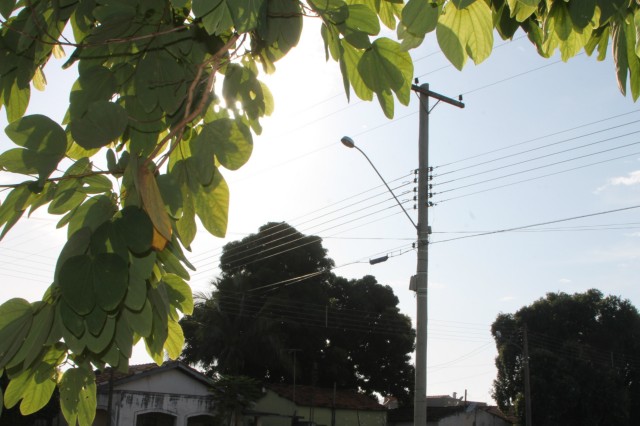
[187,414,217,426]
[136,411,176,426]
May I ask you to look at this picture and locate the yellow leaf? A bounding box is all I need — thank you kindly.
[137,166,172,244]
[151,226,169,251]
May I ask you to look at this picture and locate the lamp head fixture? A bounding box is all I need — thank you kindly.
[340,136,355,148]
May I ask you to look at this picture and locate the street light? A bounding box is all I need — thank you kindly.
[340,135,427,426]
[340,137,416,229]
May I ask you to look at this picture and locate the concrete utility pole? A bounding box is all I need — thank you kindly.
[523,326,532,426]
[412,83,464,426]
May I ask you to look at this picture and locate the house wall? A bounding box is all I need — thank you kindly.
[438,410,511,426]
[95,390,216,426]
[114,369,211,396]
[252,391,386,426]
[94,369,216,426]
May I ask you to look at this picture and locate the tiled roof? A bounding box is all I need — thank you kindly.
[266,383,385,412]
[387,405,514,423]
[94,361,214,389]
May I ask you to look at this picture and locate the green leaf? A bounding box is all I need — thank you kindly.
[67,195,118,238]
[124,300,153,337]
[117,206,154,254]
[85,306,107,336]
[344,4,380,35]
[193,0,223,17]
[229,0,264,33]
[59,300,86,339]
[59,367,97,426]
[0,299,33,369]
[163,274,194,315]
[19,373,56,415]
[55,227,91,283]
[165,318,184,359]
[436,0,493,70]
[157,173,183,219]
[5,367,56,415]
[205,118,254,171]
[80,174,114,194]
[401,0,439,38]
[69,66,117,120]
[135,50,187,115]
[2,71,30,122]
[93,253,129,312]
[624,13,640,101]
[0,0,16,20]
[2,114,66,181]
[84,315,115,353]
[48,188,87,216]
[358,38,413,118]
[194,168,229,238]
[6,302,54,370]
[505,0,538,22]
[5,114,66,152]
[59,255,95,316]
[452,0,476,10]
[569,0,596,29]
[613,20,629,96]
[262,0,303,55]
[340,40,373,102]
[114,316,133,358]
[176,186,197,247]
[0,184,30,240]
[157,246,191,280]
[201,0,233,35]
[70,101,129,150]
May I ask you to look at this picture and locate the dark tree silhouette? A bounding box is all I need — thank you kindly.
[492,289,640,425]
[181,222,415,404]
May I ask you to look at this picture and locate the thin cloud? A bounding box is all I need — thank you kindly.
[595,170,640,193]
[558,278,572,284]
[499,296,515,302]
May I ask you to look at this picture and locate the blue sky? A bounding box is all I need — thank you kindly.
[1,20,640,405]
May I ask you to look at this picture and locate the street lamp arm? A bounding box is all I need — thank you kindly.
[341,136,417,229]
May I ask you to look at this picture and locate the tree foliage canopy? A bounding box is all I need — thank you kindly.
[491,289,640,425]
[181,222,415,404]
[1,0,640,423]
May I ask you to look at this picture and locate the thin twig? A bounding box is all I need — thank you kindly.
[147,33,241,170]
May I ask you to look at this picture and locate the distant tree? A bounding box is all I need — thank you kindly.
[181,222,415,404]
[209,375,262,426]
[491,289,640,425]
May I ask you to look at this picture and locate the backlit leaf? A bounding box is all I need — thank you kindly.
[67,195,118,238]
[163,274,194,315]
[204,118,254,171]
[0,299,32,369]
[401,0,439,38]
[123,300,153,337]
[60,367,97,426]
[229,0,264,33]
[437,0,493,70]
[5,367,56,415]
[70,101,128,149]
[6,302,53,370]
[165,318,184,359]
[194,168,229,238]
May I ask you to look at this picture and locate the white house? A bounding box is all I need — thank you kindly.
[92,361,217,426]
